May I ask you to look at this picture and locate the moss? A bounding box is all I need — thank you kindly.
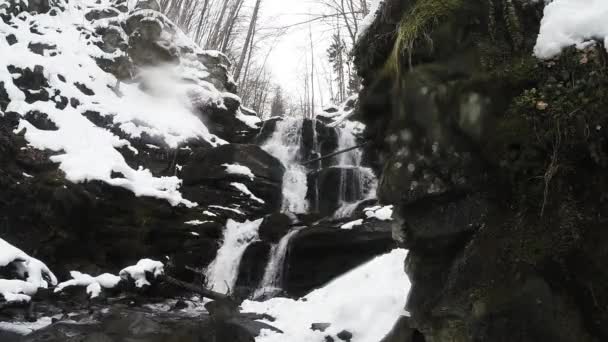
[382,0,464,77]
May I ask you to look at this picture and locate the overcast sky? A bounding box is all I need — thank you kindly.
[257,0,338,108]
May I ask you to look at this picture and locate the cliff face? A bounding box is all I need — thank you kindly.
[354,0,608,341]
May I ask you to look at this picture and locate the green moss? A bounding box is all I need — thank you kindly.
[382,0,464,77]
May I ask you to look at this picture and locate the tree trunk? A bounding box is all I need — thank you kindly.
[234,0,262,80]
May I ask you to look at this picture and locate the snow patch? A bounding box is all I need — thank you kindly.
[364,205,393,221]
[223,163,255,180]
[0,238,57,302]
[119,259,164,288]
[534,0,608,59]
[341,219,363,230]
[54,271,121,298]
[231,182,265,204]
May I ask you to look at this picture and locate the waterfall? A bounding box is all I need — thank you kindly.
[333,122,378,218]
[262,117,309,214]
[204,218,263,294]
[253,227,305,299]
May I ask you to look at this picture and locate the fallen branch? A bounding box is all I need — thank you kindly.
[303,141,370,166]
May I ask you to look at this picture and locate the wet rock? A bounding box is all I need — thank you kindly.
[285,222,394,296]
[235,241,271,298]
[337,330,353,341]
[258,213,292,243]
[307,166,369,217]
[311,323,331,332]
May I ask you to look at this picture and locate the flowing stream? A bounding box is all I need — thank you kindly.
[204,219,263,294]
[262,117,309,214]
[252,227,306,299]
[333,123,378,218]
[206,116,378,298]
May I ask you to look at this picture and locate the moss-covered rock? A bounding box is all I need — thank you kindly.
[354,0,608,340]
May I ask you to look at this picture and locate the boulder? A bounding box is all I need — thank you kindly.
[285,221,395,296]
[235,241,271,298]
[258,213,292,243]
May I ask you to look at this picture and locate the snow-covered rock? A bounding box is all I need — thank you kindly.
[0,238,57,303]
[534,0,608,59]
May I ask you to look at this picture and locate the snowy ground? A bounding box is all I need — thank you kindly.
[242,249,410,342]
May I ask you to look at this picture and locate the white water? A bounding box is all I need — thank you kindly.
[253,227,305,299]
[204,218,263,294]
[333,122,378,218]
[263,118,309,214]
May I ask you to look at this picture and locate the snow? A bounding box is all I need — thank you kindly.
[0,316,55,335]
[185,220,211,225]
[357,0,384,40]
[223,163,255,180]
[231,182,265,204]
[119,259,164,288]
[236,109,262,128]
[203,210,218,217]
[242,249,410,342]
[0,238,57,302]
[205,219,262,294]
[0,0,239,206]
[0,280,38,303]
[54,271,121,298]
[209,205,245,215]
[534,0,608,59]
[364,205,393,221]
[341,219,363,230]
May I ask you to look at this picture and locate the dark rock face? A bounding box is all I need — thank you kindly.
[285,221,395,297]
[258,213,292,243]
[0,0,268,285]
[235,241,271,298]
[307,166,366,217]
[354,0,608,341]
[181,144,285,217]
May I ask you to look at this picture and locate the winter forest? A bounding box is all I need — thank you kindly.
[2,0,608,341]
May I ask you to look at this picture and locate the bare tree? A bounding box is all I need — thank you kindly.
[234,0,263,81]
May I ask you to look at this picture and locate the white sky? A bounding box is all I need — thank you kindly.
[257,0,339,108]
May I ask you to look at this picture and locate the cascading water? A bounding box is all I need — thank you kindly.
[204,218,263,294]
[333,122,378,218]
[253,227,306,299]
[262,117,309,215]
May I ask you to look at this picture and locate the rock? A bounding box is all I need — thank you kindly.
[258,213,292,243]
[181,144,285,216]
[337,330,353,341]
[285,221,395,296]
[397,192,489,254]
[307,166,371,217]
[379,316,419,342]
[353,0,608,341]
[301,119,339,165]
[311,323,331,332]
[235,241,271,298]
